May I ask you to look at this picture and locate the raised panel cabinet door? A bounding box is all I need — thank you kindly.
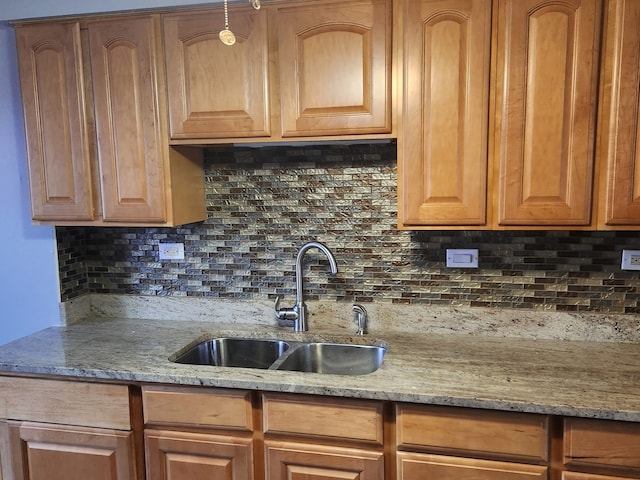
[88,16,168,223]
[8,421,138,480]
[145,430,253,480]
[163,7,270,139]
[399,0,492,227]
[494,0,602,226]
[597,0,640,227]
[15,22,95,221]
[397,452,547,480]
[265,440,384,480]
[276,0,392,137]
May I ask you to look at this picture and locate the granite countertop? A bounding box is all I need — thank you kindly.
[0,315,639,422]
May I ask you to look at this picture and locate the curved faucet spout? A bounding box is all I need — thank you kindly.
[274,241,338,332]
[295,241,338,306]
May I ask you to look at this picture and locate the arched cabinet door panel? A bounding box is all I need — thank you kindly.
[276,0,392,137]
[399,0,492,227]
[494,0,602,226]
[163,7,270,139]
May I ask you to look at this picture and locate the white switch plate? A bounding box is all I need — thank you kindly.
[446,248,479,268]
[621,249,640,270]
[159,243,184,260]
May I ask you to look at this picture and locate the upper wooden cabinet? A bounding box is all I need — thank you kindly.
[275,0,392,137]
[596,0,640,228]
[15,22,95,222]
[399,0,605,230]
[399,0,492,227]
[494,0,601,227]
[162,0,392,143]
[15,16,205,226]
[163,6,270,139]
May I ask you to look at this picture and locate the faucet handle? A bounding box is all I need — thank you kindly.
[274,296,297,321]
[352,304,367,335]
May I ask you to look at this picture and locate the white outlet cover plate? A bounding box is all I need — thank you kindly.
[621,249,640,270]
[446,249,479,268]
[159,242,185,260]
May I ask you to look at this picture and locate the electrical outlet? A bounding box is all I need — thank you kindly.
[159,243,184,261]
[446,249,479,268]
[621,250,640,270]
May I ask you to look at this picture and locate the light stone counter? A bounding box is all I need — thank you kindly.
[2,295,640,422]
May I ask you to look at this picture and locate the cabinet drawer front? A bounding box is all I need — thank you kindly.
[564,418,640,471]
[262,393,383,444]
[396,404,549,462]
[398,452,547,480]
[0,377,132,430]
[142,386,252,431]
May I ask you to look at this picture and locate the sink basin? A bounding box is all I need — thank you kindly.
[274,342,386,375]
[171,336,386,375]
[173,338,290,369]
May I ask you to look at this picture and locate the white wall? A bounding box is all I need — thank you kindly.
[0,25,60,345]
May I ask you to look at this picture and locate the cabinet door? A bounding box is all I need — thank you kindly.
[494,0,602,226]
[397,452,547,480]
[265,440,384,480]
[145,429,253,480]
[15,22,95,221]
[276,0,392,137]
[399,0,491,227]
[8,421,138,480]
[88,16,168,223]
[163,7,270,139]
[596,0,640,227]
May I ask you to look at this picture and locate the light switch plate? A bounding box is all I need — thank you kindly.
[446,249,479,268]
[159,243,184,260]
[621,249,640,270]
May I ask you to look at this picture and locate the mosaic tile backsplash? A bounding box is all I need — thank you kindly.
[56,142,640,314]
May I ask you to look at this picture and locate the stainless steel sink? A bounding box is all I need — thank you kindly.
[171,337,386,375]
[273,342,385,375]
[173,338,290,369]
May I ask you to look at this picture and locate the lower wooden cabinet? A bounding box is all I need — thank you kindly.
[265,440,384,480]
[0,377,142,480]
[396,404,550,480]
[8,421,137,480]
[564,417,640,479]
[145,429,254,480]
[4,377,640,480]
[397,452,547,480]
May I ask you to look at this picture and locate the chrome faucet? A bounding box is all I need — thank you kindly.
[275,241,338,332]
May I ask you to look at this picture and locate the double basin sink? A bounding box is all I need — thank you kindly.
[171,336,387,375]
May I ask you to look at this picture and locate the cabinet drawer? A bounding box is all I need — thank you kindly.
[262,393,383,445]
[398,452,547,480]
[0,376,133,430]
[142,386,252,431]
[564,418,640,472]
[396,404,549,462]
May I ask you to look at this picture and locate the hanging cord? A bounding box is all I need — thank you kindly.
[219,0,236,45]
